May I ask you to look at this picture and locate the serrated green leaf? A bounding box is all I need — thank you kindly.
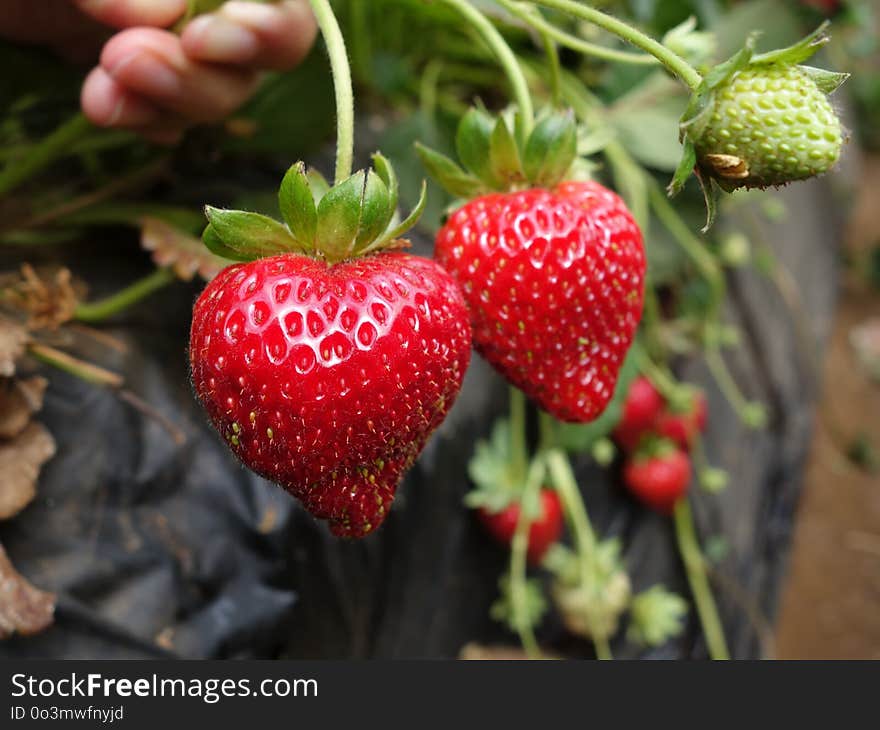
[523,110,577,188]
[668,139,697,197]
[315,171,366,261]
[627,585,688,648]
[799,65,849,95]
[372,152,399,215]
[415,143,485,199]
[489,117,525,186]
[456,107,499,188]
[490,577,548,634]
[279,162,317,253]
[354,170,393,250]
[204,206,299,258]
[202,224,255,262]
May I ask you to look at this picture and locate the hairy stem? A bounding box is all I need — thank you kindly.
[673,498,730,660]
[440,0,535,138]
[495,0,658,66]
[75,268,177,323]
[0,114,92,199]
[308,0,355,184]
[532,0,703,89]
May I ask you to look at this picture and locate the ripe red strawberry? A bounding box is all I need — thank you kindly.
[623,444,691,515]
[191,252,471,537]
[612,376,664,452]
[478,488,563,564]
[435,180,645,423]
[655,391,707,451]
[190,154,471,538]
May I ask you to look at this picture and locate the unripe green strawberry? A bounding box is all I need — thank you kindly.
[692,64,843,190]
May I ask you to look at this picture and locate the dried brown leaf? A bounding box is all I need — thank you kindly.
[0,316,28,377]
[140,216,227,281]
[0,376,48,440]
[0,543,55,638]
[1,265,80,330]
[0,421,56,519]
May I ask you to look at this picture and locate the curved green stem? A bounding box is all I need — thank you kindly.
[28,343,123,388]
[509,455,547,659]
[0,113,92,199]
[308,0,355,184]
[440,0,535,138]
[545,443,613,660]
[509,386,529,482]
[673,498,730,660]
[495,0,659,66]
[532,0,703,89]
[75,268,176,323]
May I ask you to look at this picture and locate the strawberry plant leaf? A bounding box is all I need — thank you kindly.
[316,171,366,260]
[279,162,318,252]
[141,217,228,280]
[307,168,331,204]
[203,224,254,262]
[415,143,485,199]
[489,117,525,187]
[371,181,427,250]
[456,107,498,188]
[205,207,300,259]
[627,585,688,648]
[523,110,577,188]
[751,20,830,66]
[372,152,399,215]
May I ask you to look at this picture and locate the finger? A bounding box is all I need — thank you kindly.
[81,67,163,128]
[100,28,259,123]
[73,0,186,29]
[181,0,317,69]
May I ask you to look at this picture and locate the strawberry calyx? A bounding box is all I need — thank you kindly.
[669,21,848,229]
[202,153,427,265]
[416,105,578,199]
[630,434,680,463]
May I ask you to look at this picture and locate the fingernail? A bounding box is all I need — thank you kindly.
[186,15,259,62]
[219,1,282,32]
[108,51,180,96]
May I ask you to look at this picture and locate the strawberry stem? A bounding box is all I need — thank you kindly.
[531,0,703,90]
[0,113,93,199]
[308,0,355,184]
[509,454,547,659]
[74,268,177,323]
[28,343,124,388]
[494,0,659,67]
[673,498,730,660]
[545,443,613,660]
[440,0,535,139]
[509,386,529,484]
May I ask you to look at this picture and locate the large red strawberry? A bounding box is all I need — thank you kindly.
[435,182,644,422]
[420,110,645,423]
[478,488,563,564]
[623,442,691,515]
[612,375,664,452]
[190,156,472,537]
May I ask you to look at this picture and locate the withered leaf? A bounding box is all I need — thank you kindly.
[1,265,80,331]
[0,376,48,440]
[0,543,55,638]
[0,316,28,377]
[0,421,55,519]
[140,216,228,281]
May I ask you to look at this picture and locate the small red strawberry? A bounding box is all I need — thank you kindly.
[479,488,563,564]
[420,110,645,423]
[655,391,707,451]
[623,443,692,515]
[190,156,472,537]
[612,375,664,452]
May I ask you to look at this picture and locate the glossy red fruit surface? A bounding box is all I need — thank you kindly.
[478,488,563,564]
[436,181,645,423]
[190,252,472,537]
[623,449,691,515]
[612,376,664,452]
[656,392,708,451]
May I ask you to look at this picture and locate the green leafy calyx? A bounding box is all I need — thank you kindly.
[417,107,578,198]
[203,154,427,265]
